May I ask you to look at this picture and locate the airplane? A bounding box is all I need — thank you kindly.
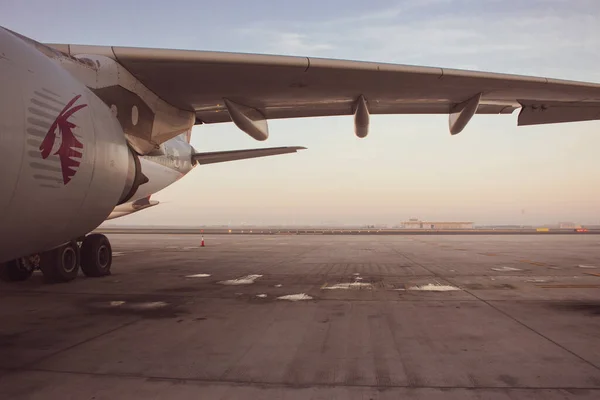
[1,25,600,283]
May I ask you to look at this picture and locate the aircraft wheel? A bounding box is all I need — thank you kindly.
[0,258,34,282]
[40,242,80,283]
[80,234,112,277]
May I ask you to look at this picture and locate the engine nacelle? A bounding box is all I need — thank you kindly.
[0,28,133,262]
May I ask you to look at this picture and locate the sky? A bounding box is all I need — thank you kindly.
[2,0,600,226]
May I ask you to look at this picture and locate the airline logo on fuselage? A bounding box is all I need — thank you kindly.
[39,94,87,185]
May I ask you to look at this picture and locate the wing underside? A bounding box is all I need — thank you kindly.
[47,42,600,142]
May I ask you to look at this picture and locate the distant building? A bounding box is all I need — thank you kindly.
[559,222,581,229]
[401,218,473,230]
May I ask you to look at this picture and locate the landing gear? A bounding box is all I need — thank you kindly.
[1,233,114,283]
[0,258,35,282]
[80,234,112,277]
[40,241,80,283]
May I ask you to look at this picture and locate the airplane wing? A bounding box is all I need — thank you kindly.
[48,43,600,140]
[192,146,306,165]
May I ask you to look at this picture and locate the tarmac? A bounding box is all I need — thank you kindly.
[1,234,599,399]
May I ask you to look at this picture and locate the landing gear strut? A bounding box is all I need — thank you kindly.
[0,233,113,283]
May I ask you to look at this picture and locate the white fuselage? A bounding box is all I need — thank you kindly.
[0,27,196,263]
[131,134,195,203]
[107,134,196,219]
[0,27,133,262]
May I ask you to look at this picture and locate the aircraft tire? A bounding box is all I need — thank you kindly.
[0,259,34,282]
[40,242,80,283]
[80,234,112,277]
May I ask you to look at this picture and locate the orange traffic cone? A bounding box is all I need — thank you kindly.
[201,236,205,247]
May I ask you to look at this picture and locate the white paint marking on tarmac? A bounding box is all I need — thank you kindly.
[323,282,373,290]
[129,301,168,310]
[187,274,211,278]
[277,293,313,301]
[112,252,125,257]
[256,294,267,298]
[354,277,364,281]
[407,283,460,292]
[526,279,548,283]
[491,266,522,272]
[578,265,597,269]
[109,301,167,309]
[275,284,283,288]
[183,246,199,250]
[219,274,263,285]
[353,273,360,276]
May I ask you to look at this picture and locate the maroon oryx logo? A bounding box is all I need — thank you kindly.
[39,94,87,185]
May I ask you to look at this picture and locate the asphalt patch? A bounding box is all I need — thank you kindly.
[79,295,188,319]
[550,301,600,316]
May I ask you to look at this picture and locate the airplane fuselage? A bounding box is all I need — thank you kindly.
[133,135,195,201]
[0,27,133,263]
[0,27,197,263]
[107,135,196,220]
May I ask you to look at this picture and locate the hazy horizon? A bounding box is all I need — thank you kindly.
[100,221,599,228]
[3,0,599,226]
